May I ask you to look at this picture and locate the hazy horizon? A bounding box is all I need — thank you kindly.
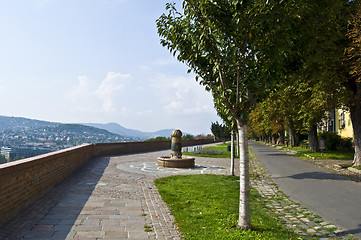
[0,0,220,135]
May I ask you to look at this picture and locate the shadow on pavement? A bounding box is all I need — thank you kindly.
[0,156,110,240]
[347,224,361,236]
[287,171,348,181]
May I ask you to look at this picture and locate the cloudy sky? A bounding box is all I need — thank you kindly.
[0,0,220,135]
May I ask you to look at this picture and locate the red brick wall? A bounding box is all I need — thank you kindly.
[0,144,94,225]
[0,139,216,224]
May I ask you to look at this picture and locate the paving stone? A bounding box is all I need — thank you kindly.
[74,231,104,238]
[307,228,317,233]
[73,225,102,231]
[104,231,128,238]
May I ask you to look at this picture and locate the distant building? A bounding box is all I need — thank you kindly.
[0,147,53,162]
[319,108,353,139]
[335,108,353,139]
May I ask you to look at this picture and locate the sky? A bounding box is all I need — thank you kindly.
[0,0,220,135]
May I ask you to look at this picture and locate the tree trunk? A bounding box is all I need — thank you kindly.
[230,129,235,176]
[279,131,285,145]
[272,134,277,144]
[288,126,295,147]
[236,129,239,156]
[236,119,251,230]
[350,82,361,166]
[308,124,319,152]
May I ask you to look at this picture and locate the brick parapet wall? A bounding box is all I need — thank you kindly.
[0,139,216,224]
[0,144,94,225]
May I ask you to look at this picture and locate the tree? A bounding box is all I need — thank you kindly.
[249,1,350,152]
[157,0,299,229]
[210,121,230,141]
[293,1,348,152]
[345,0,361,166]
[182,134,194,140]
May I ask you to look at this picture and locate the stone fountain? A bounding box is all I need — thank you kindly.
[157,129,195,168]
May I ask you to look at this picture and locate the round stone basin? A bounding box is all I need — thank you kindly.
[157,156,195,168]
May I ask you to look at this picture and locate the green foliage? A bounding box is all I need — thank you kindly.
[146,134,193,142]
[154,175,302,240]
[249,1,351,146]
[319,131,353,152]
[145,136,171,142]
[182,134,194,140]
[345,0,361,83]
[210,121,230,140]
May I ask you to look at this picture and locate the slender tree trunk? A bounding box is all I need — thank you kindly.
[230,129,235,176]
[308,124,319,152]
[286,118,295,147]
[236,129,239,156]
[272,134,276,144]
[236,119,250,230]
[279,131,285,145]
[350,82,361,166]
[289,127,295,147]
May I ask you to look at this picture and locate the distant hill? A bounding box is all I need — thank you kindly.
[37,123,134,143]
[82,123,178,139]
[44,124,121,137]
[0,115,187,140]
[0,115,59,130]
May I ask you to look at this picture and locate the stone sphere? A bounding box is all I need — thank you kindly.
[171,129,182,138]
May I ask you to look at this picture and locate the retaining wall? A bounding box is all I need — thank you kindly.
[0,139,215,224]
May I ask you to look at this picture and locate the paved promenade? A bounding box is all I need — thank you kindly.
[250,141,361,239]
[0,143,356,239]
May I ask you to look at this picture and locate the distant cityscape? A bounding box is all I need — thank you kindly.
[0,116,142,163]
[0,124,136,163]
[0,115,210,164]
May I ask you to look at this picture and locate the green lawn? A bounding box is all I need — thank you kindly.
[182,143,236,158]
[154,174,303,240]
[282,146,354,160]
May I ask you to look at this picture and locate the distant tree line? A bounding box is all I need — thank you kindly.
[145,134,194,142]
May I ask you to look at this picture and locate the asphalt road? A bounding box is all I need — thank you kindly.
[249,141,361,239]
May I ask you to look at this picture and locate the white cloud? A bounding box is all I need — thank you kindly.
[150,73,214,115]
[66,72,130,114]
[96,72,129,113]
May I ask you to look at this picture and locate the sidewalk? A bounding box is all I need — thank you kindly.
[250,141,358,239]
[0,145,354,239]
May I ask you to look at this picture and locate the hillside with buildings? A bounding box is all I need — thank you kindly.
[0,116,191,163]
[0,116,138,163]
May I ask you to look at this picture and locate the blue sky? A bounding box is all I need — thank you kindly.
[0,0,219,135]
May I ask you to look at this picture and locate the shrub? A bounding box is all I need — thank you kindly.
[318,131,353,151]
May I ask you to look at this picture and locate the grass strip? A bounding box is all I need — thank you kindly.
[154,174,303,240]
[293,149,354,160]
[182,143,237,158]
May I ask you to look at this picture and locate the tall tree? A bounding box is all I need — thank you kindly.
[345,0,361,166]
[157,0,299,229]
